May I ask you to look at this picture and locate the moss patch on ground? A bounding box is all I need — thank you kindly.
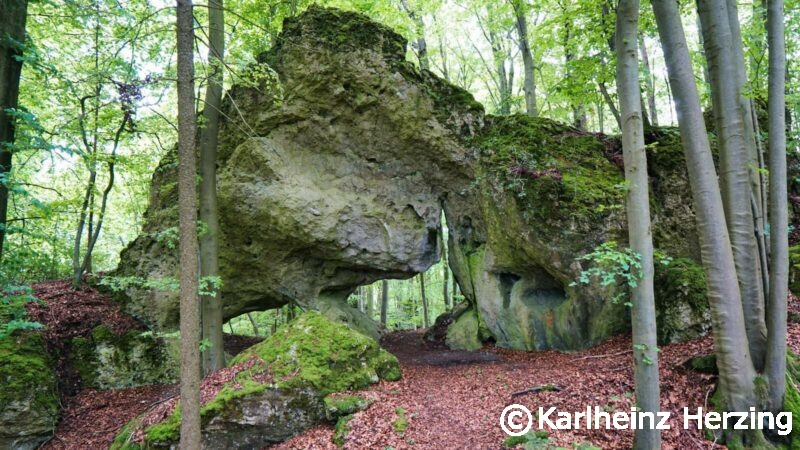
[333,414,353,447]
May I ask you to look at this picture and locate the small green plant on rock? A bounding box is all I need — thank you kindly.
[570,241,642,304]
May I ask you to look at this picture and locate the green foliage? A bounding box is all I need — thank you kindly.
[0,285,43,339]
[99,275,179,293]
[570,241,642,304]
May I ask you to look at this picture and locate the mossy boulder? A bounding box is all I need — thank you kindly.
[68,325,178,389]
[0,332,59,450]
[113,312,400,449]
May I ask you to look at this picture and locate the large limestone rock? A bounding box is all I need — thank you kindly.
[112,312,400,449]
[116,6,705,350]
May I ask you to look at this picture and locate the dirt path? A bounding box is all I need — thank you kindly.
[275,330,725,450]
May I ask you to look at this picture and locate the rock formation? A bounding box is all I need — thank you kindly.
[115,6,707,351]
[111,312,400,449]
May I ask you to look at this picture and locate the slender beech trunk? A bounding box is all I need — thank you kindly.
[652,0,759,419]
[246,313,259,336]
[365,284,374,319]
[381,279,389,327]
[443,266,450,310]
[80,113,128,277]
[199,0,225,375]
[512,0,537,117]
[725,0,765,241]
[765,0,788,413]
[0,0,27,262]
[616,1,660,447]
[638,36,658,126]
[73,10,102,288]
[176,0,201,446]
[599,82,622,130]
[698,0,767,370]
[419,273,429,328]
[400,0,428,71]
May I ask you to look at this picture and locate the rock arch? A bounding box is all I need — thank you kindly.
[115,6,707,350]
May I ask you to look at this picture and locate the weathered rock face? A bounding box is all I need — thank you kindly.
[112,312,400,449]
[0,333,59,450]
[68,325,179,390]
[116,6,705,350]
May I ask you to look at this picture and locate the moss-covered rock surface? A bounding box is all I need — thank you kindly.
[68,325,178,389]
[112,312,399,449]
[0,332,59,450]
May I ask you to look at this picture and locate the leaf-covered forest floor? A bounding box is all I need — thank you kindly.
[30,281,800,450]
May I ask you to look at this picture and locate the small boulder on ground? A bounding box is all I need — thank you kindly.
[112,311,401,449]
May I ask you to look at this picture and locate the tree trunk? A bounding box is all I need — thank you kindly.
[765,0,788,413]
[638,36,658,126]
[652,0,759,419]
[199,0,225,376]
[698,0,768,370]
[400,0,428,71]
[512,0,537,117]
[176,0,201,447]
[616,1,661,447]
[598,82,622,130]
[246,313,259,336]
[380,280,389,327]
[725,0,765,244]
[0,0,27,262]
[443,264,450,310]
[419,273,429,328]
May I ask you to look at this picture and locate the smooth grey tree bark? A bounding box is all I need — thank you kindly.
[399,0,428,71]
[638,36,658,126]
[616,1,661,447]
[176,0,201,446]
[380,279,389,327]
[697,0,768,370]
[419,273,429,328]
[199,0,225,376]
[652,0,759,419]
[765,0,788,413]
